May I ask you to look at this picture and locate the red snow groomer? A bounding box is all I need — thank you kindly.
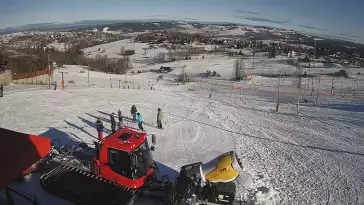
[17,127,244,205]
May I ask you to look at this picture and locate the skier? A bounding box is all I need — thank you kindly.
[110,113,116,132]
[118,109,123,129]
[130,105,137,122]
[157,108,163,129]
[95,118,104,141]
[137,112,144,131]
[0,85,3,97]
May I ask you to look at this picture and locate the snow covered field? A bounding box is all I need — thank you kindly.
[81,39,170,69]
[177,23,293,38]
[1,57,364,204]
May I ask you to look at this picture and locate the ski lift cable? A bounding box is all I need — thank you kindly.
[66,91,364,156]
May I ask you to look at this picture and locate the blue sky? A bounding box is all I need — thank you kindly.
[0,0,363,43]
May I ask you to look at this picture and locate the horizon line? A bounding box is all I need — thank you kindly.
[0,18,362,45]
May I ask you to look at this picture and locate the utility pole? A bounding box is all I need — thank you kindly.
[297,89,301,115]
[48,51,51,88]
[316,78,321,104]
[210,78,216,98]
[296,66,303,115]
[200,77,202,90]
[276,73,282,113]
[252,52,255,69]
[240,83,242,101]
[109,71,112,88]
[87,64,90,87]
[58,71,68,90]
[231,82,233,98]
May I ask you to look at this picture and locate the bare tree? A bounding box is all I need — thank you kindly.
[233,59,241,81]
[120,46,125,55]
[114,58,128,74]
[168,49,174,62]
[213,45,218,52]
[240,60,245,77]
[95,54,102,63]
[154,52,166,63]
[294,66,303,114]
[177,67,188,84]
[174,50,185,60]
[232,59,245,81]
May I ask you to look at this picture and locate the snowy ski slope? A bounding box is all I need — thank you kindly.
[1,59,364,204]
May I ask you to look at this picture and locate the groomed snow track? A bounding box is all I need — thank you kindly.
[40,164,137,205]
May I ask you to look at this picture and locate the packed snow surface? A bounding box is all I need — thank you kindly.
[1,62,364,205]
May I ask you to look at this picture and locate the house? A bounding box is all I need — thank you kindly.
[160,66,172,73]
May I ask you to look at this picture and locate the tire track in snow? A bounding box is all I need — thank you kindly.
[225,94,363,204]
[206,91,347,204]
[199,95,277,203]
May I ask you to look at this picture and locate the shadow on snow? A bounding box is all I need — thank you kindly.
[39,127,93,150]
[77,116,112,133]
[319,103,364,113]
[64,120,96,139]
[97,110,134,122]
[86,112,111,124]
[170,112,364,157]
[97,110,156,128]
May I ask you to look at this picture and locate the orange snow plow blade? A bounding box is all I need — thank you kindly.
[0,128,51,188]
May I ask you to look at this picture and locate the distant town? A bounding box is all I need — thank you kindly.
[0,21,363,76]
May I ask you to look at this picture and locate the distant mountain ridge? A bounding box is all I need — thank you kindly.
[0,19,276,34]
[1,19,363,47]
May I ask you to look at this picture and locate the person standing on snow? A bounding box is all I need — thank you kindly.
[157,108,163,129]
[110,113,116,132]
[137,112,144,131]
[0,85,3,97]
[131,105,137,122]
[95,118,104,141]
[118,109,123,129]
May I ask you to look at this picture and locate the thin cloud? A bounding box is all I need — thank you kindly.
[236,9,259,15]
[298,25,325,31]
[296,12,317,19]
[337,32,358,39]
[183,17,198,21]
[147,15,167,17]
[297,13,310,17]
[299,25,315,29]
[236,16,290,25]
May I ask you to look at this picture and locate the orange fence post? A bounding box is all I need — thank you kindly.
[60,71,66,90]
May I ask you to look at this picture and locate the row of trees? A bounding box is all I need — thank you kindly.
[152,47,205,63]
[0,43,131,75]
[120,46,135,56]
[0,51,50,74]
